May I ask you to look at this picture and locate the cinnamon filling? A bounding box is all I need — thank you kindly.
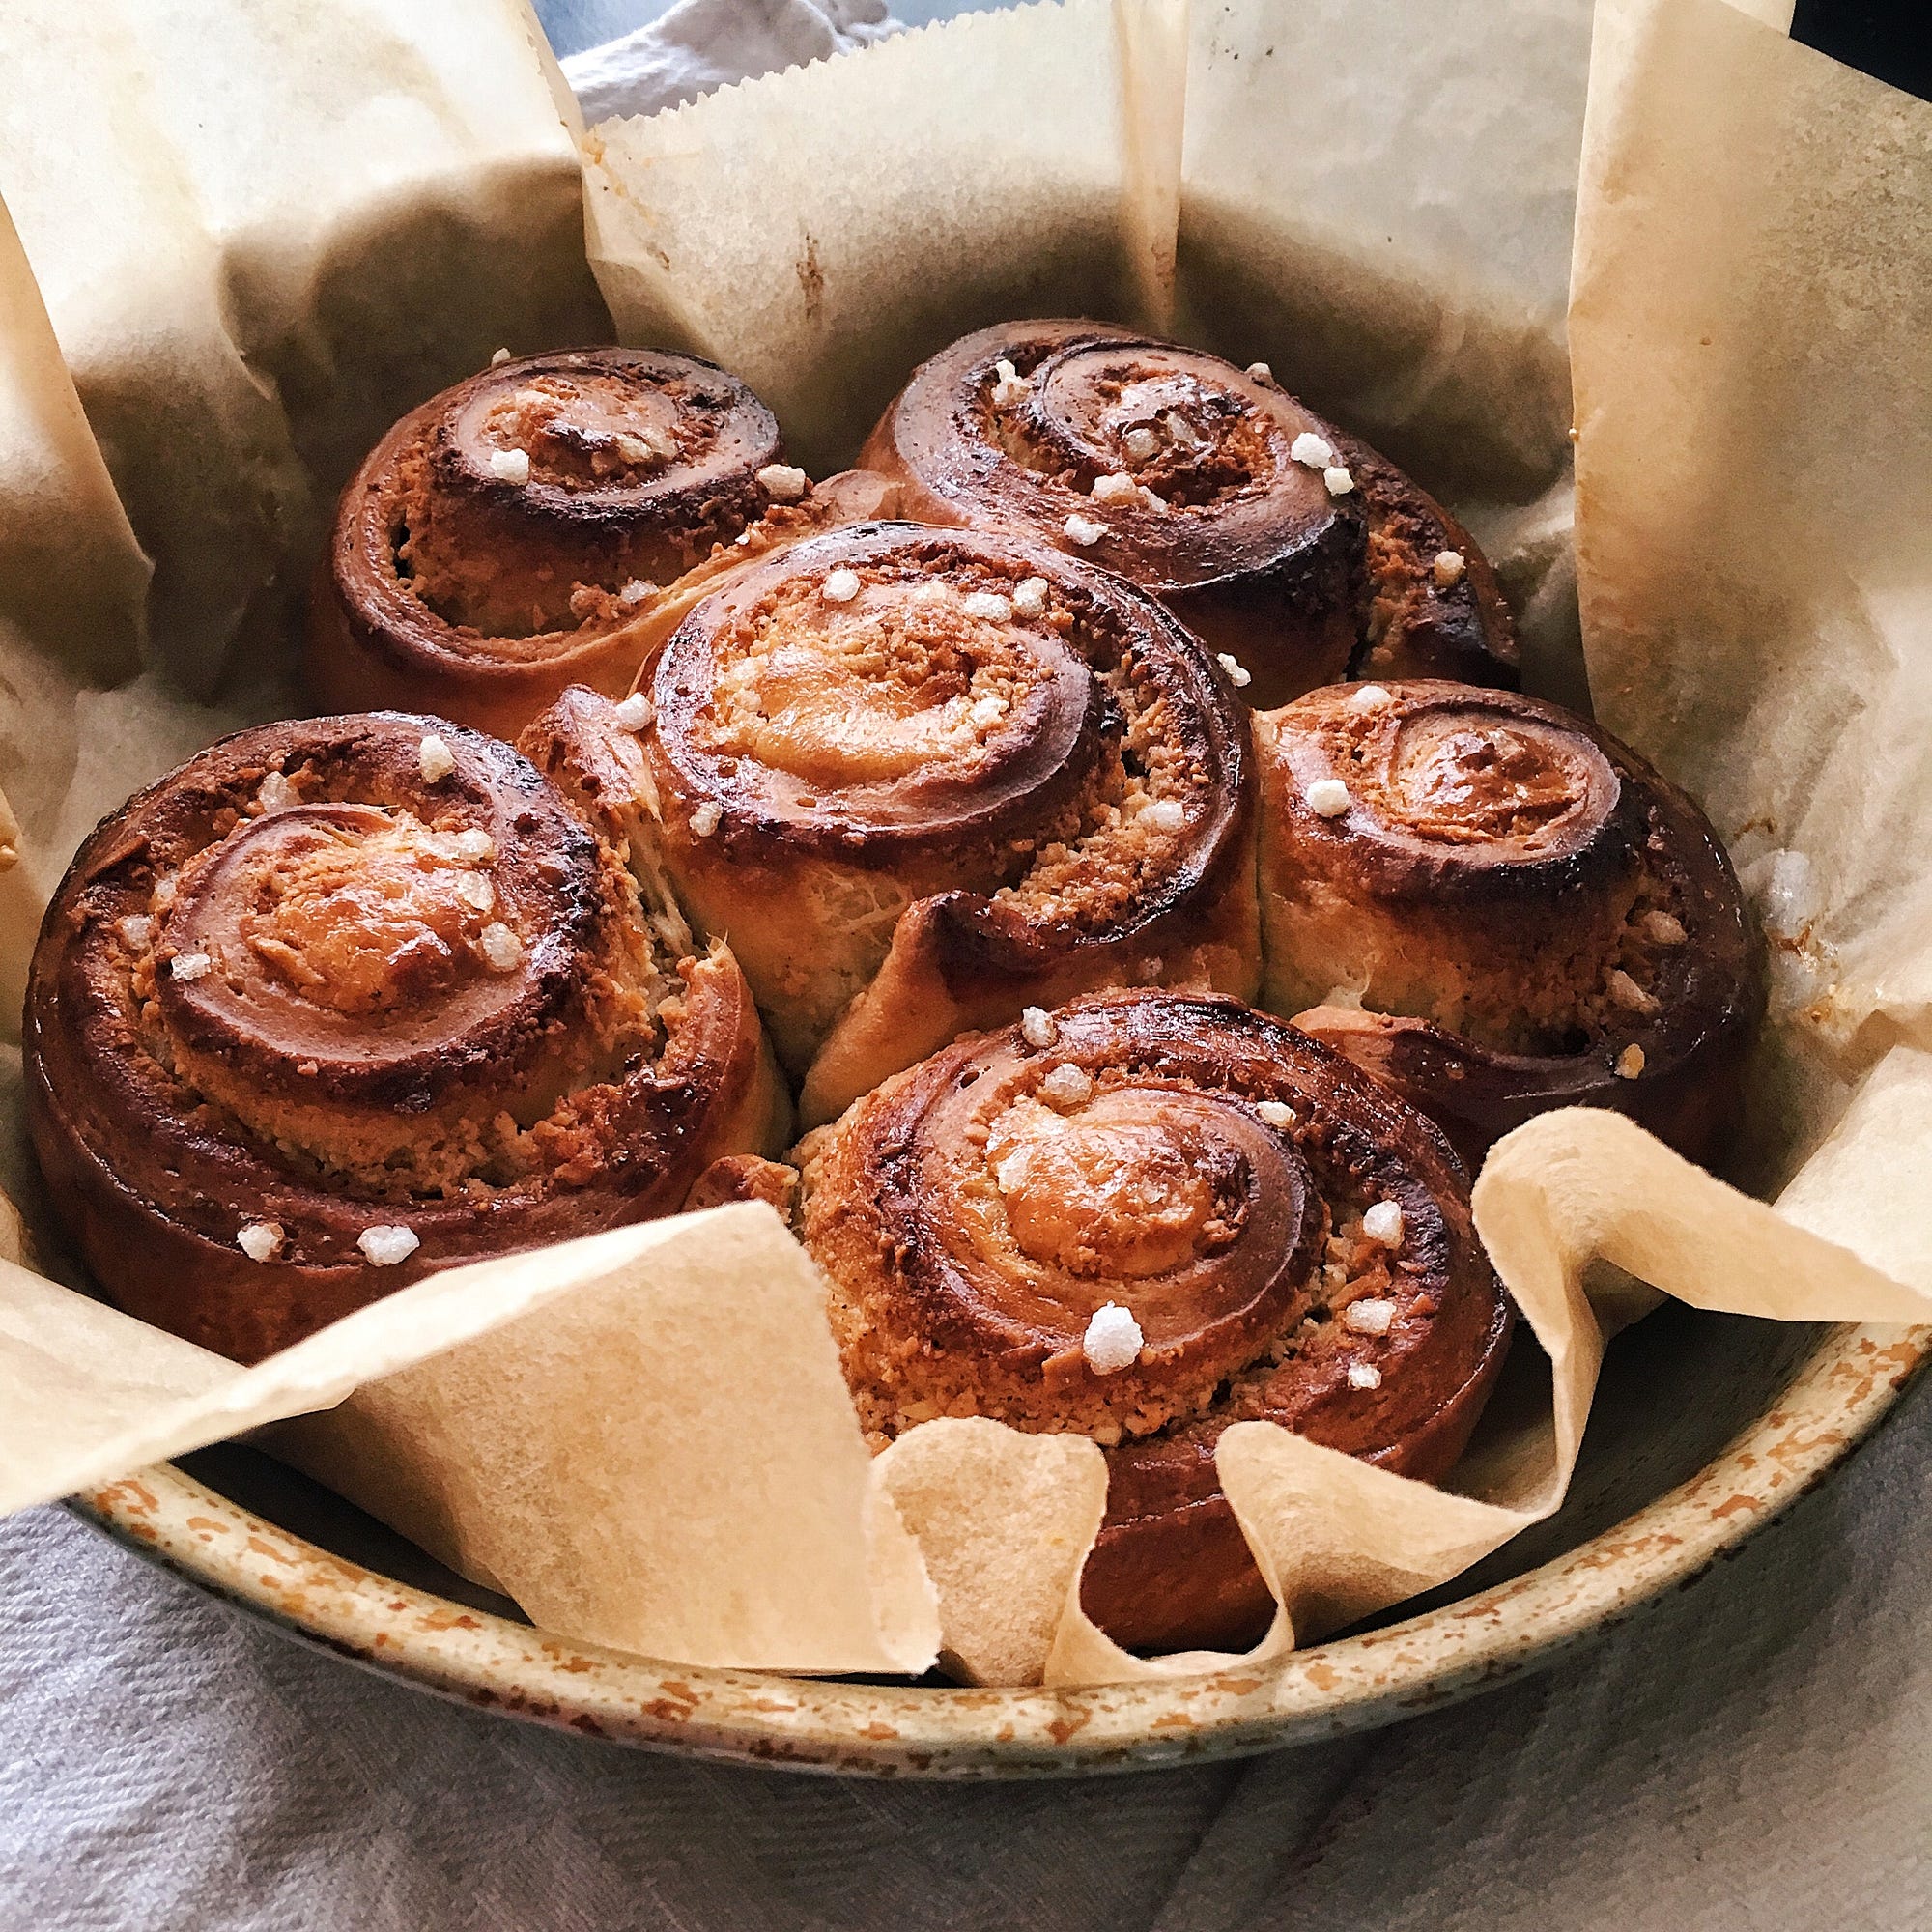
[994,1109,1244,1281]
[807,1025,1321,1443]
[1032,358,1280,508]
[658,533,1231,937]
[1384,712,1610,850]
[933,1069,1302,1363]
[128,771,667,1199]
[803,995,1491,1462]
[467,372,707,493]
[231,811,497,1016]
[706,576,1057,787]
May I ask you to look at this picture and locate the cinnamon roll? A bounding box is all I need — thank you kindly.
[781,988,1513,1653]
[1257,680,1761,1166]
[24,712,786,1363]
[859,320,1518,708]
[554,519,1261,1125]
[307,348,868,740]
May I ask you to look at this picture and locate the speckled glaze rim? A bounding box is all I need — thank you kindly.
[70,1321,1927,1778]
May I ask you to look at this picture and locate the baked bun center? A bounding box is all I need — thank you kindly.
[377,350,783,640]
[1279,685,1633,899]
[993,1099,1244,1281]
[827,1007,1328,1441]
[1388,711,1614,850]
[223,807,494,1016]
[445,367,731,505]
[665,534,1103,839]
[126,719,637,1193]
[456,371,705,496]
[156,800,551,1102]
[711,577,1073,788]
[958,1072,1298,1350]
[1034,354,1291,509]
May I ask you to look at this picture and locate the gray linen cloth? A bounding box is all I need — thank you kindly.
[5,1378,1928,1927]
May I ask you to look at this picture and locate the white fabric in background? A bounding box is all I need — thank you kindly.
[561,0,898,125]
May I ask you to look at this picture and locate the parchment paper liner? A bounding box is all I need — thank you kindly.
[0,0,1926,1687]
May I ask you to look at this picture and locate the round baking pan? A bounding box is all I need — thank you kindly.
[69,1304,1930,1777]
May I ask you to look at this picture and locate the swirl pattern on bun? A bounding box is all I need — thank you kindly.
[1258,680,1761,1164]
[25,712,785,1361]
[307,348,827,739]
[566,519,1260,1124]
[783,989,1513,1653]
[860,320,1518,707]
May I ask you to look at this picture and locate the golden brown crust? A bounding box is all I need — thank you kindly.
[789,989,1513,1654]
[575,519,1261,1123]
[305,348,822,740]
[25,711,785,1363]
[683,1152,800,1217]
[1257,681,1763,1166]
[858,320,1518,709]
